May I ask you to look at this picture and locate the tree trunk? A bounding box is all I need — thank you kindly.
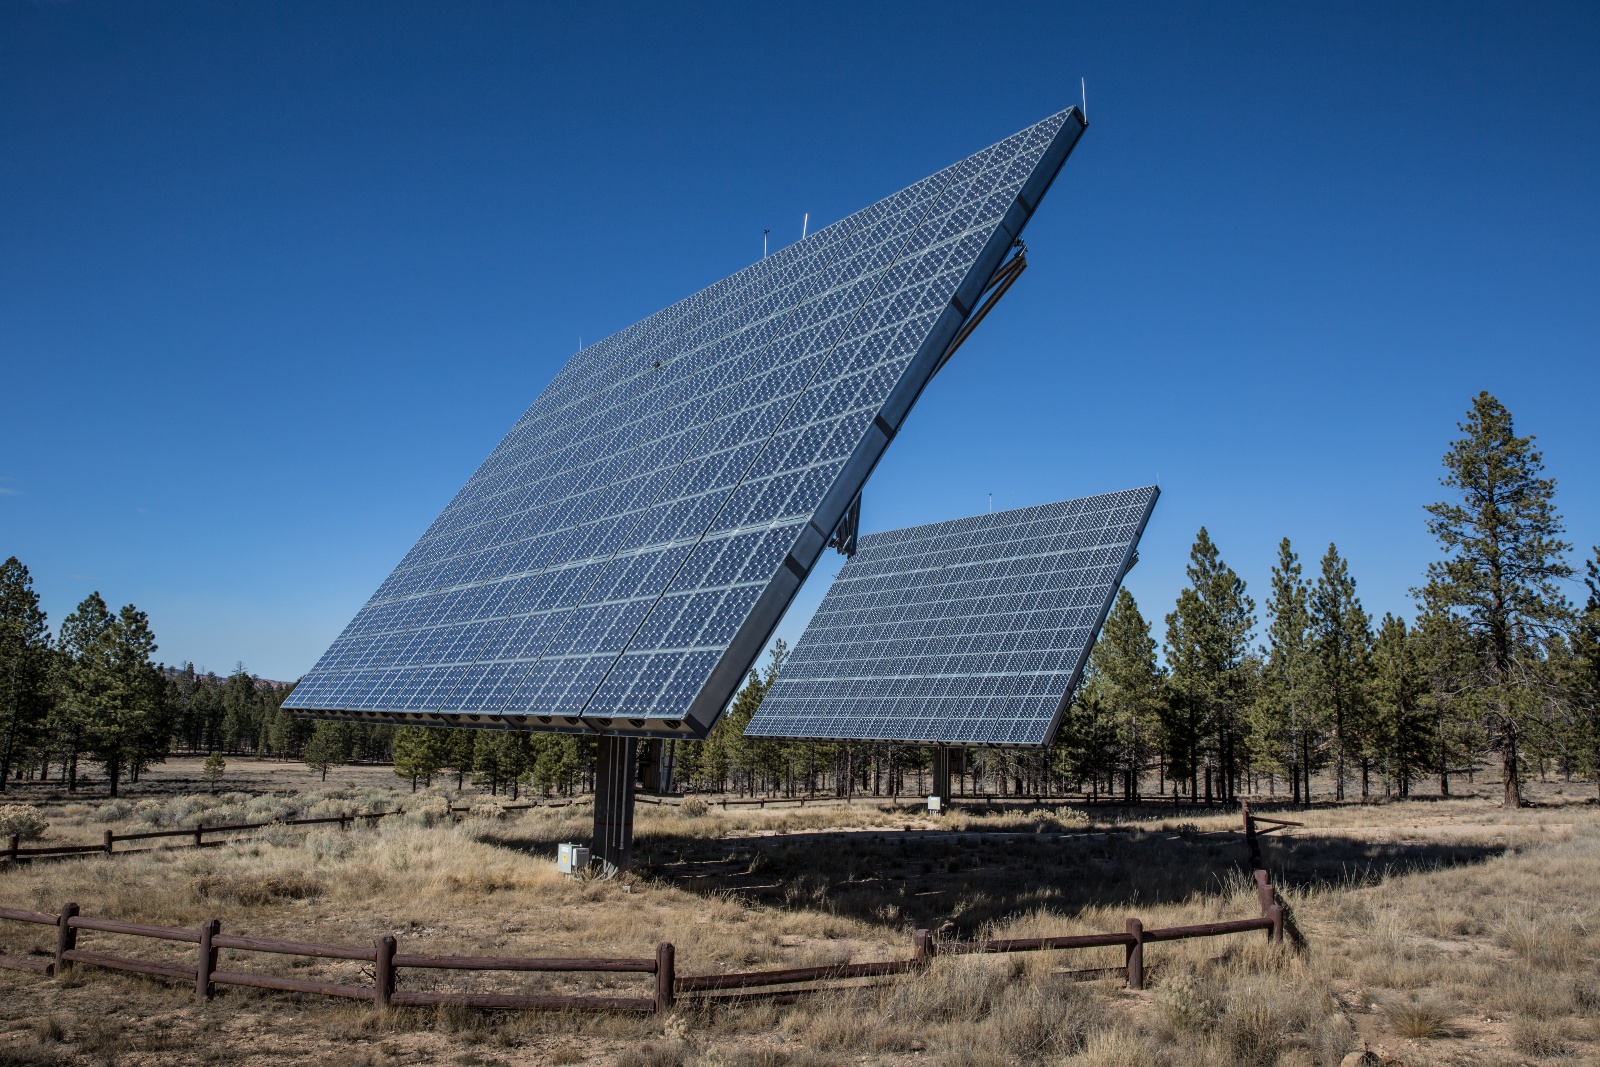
[1502,728,1521,808]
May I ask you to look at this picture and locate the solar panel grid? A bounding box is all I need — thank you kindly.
[745,486,1158,746]
[286,107,1086,734]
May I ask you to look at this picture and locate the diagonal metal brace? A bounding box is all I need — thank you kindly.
[933,244,1028,376]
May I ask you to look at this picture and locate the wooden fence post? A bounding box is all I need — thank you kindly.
[1125,918,1144,990]
[1241,801,1262,870]
[193,824,204,847]
[103,830,114,855]
[196,919,220,1001]
[374,936,396,1010]
[655,942,675,1014]
[1253,869,1274,914]
[55,903,79,973]
[912,929,933,966]
[6,833,17,862]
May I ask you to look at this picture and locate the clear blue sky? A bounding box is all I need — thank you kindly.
[3,3,1596,682]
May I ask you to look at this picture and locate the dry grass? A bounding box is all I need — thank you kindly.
[2,764,1599,1064]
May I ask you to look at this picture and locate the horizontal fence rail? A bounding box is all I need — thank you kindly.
[1,800,592,864]
[0,869,1291,1013]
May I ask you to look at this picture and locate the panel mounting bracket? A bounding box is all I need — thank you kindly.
[827,491,862,558]
[933,242,1028,377]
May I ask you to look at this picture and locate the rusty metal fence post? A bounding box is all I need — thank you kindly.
[374,936,396,1010]
[1265,903,1284,944]
[54,903,79,973]
[655,943,675,1014]
[196,919,220,1001]
[1124,918,1144,990]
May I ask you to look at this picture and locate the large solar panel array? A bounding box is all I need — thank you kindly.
[745,487,1159,747]
[285,107,1087,738]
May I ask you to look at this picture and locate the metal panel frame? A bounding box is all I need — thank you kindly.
[287,109,1087,740]
[745,486,1159,748]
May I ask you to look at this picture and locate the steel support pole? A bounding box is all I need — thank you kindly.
[593,735,638,875]
[932,747,952,810]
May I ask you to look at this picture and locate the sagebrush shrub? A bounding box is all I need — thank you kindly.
[0,803,48,841]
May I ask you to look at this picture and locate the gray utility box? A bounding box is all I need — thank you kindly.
[557,842,591,874]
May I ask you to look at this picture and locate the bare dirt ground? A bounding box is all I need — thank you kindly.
[1,761,1597,1066]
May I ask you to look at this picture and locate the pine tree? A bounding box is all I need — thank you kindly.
[56,593,118,792]
[221,667,259,754]
[723,640,787,795]
[302,722,347,782]
[84,604,167,796]
[393,725,442,791]
[1310,544,1374,800]
[1371,613,1430,796]
[202,750,226,790]
[1412,594,1479,796]
[1254,539,1323,804]
[1089,589,1166,800]
[1566,547,1600,799]
[0,558,53,793]
[1419,392,1572,808]
[1164,529,1256,803]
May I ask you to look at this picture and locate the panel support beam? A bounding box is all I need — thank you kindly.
[932,747,952,810]
[641,738,675,795]
[593,735,637,875]
[933,245,1028,377]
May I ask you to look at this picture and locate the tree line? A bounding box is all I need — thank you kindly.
[3,392,1596,807]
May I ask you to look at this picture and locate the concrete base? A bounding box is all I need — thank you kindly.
[592,735,638,875]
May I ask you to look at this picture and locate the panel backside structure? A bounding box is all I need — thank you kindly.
[285,106,1087,739]
[745,487,1159,747]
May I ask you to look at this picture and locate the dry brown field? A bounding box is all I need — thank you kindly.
[1,757,1597,1067]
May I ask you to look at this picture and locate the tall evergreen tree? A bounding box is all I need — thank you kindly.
[1419,392,1572,807]
[55,592,118,792]
[221,667,259,753]
[1089,589,1166,800]
[1412,594,1479,796]
[393,725,444,791]
[1164,529,1256,803]
[1565,547,1600,799]
[1371,613,1430,797]
[0,558,53,792]
[1254,539,1322,804]
[721,640,787,794]
[1310,544,1374,800]
[88,605,167,796]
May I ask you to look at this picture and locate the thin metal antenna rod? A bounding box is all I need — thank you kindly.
[1081,78,1088,120]
[763,229,770,258]
[801,213,808,239]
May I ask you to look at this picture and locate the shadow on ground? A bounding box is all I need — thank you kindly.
[491,814,1506,934]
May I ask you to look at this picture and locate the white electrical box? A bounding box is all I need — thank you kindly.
[927,795,942,813]
[557,842,591,874]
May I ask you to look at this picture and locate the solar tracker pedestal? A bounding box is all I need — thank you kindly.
[593,735,638,875]
[931,748,953,812]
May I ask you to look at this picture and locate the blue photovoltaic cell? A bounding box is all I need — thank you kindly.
[745,487,1159,747]
[285,106,1087,737]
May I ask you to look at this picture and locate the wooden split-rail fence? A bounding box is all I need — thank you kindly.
[0,870,1287,1013]
[1,799,588,864]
